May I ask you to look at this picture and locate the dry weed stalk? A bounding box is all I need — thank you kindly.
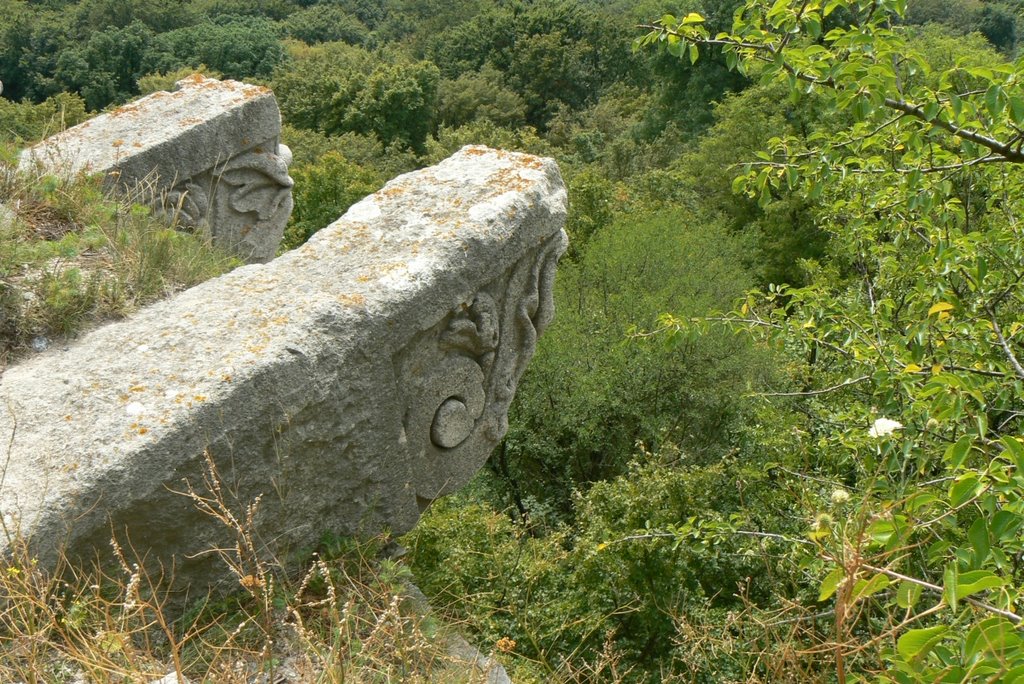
[0,443,482,683]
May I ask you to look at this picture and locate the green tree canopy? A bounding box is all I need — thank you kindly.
[640,0,1024,678]
[154,15,286,81]
[273,43,438,152]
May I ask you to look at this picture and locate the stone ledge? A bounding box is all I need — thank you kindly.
[0,145,567,594]
[19,75,293,262]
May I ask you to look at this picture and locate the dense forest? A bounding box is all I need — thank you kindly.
[4,0,1024,681]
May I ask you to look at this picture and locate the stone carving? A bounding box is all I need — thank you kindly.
[161,144,294,258]
[19,75,293,262]
[400,233,563,504]
[0,146,567,597]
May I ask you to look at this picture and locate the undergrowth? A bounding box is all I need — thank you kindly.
[0,143,241,369]
[0,453,494,683]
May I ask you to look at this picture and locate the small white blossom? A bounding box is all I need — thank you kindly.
[869,417,903,438]
[831,489,851,505]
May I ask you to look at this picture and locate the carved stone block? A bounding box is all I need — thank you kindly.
[0,146,567,596]
[18,75,293,263]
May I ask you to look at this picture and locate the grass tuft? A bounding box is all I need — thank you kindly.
[0,146,241,369]
[0,453,499,683]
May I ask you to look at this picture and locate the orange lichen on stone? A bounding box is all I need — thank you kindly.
[336,293,366,306]
[180,73,208,86]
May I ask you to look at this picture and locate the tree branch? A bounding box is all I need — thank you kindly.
[860,563,1022,624]
[756,375,870,397]
[642,27,1024,165]
[985,305,1024,381]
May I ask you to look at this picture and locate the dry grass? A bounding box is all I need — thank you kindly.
[0,454,502,683]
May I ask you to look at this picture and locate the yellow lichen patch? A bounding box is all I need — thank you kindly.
[108,102,144,118]
[336,293,366,306]
[129,385,146,392]
[180,73,208,86]
[378,184,409,199]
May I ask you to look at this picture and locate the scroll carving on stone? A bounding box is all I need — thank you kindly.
[19,75,294,263]
[398,229,568,504]
[162,143,294,262]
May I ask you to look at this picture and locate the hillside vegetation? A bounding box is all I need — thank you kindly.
[4,0,1024,682]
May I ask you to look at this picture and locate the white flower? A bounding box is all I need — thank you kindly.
[831,489,851,505]
[868,417,903,438]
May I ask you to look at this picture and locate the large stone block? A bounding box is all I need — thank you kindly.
[0,146,567,594]
[19,75,293,262]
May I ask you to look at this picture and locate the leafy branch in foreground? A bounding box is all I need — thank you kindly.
[639,1,1024,681]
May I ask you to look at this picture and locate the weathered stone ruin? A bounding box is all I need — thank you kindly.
[19,75,293,263]
[0,145,567,595]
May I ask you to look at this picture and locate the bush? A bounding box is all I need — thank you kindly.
[282,151,382,249]
[154,15,286,81]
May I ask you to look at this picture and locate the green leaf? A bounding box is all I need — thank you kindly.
[944,564,959,612]
[968,518,990,567]
[948,474,981,509]
[991,510,1019,541]
[964,617,1020,660]
[867,519,896,545]
[896,581,923,609]
[681,12,705,25]
[944,434,973,470]
[1001,436,1024,471]
[852,573,890,601]
[688,43,699,64]
[804,16,821,39]
[897,625,948,661]
[956,569,1004,599]
[1011,96,1024,124]
[986,84,1004,118]
[949,92,962,118]
[819,567,844,602]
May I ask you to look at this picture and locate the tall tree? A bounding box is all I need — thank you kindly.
[640,0,1024,679]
